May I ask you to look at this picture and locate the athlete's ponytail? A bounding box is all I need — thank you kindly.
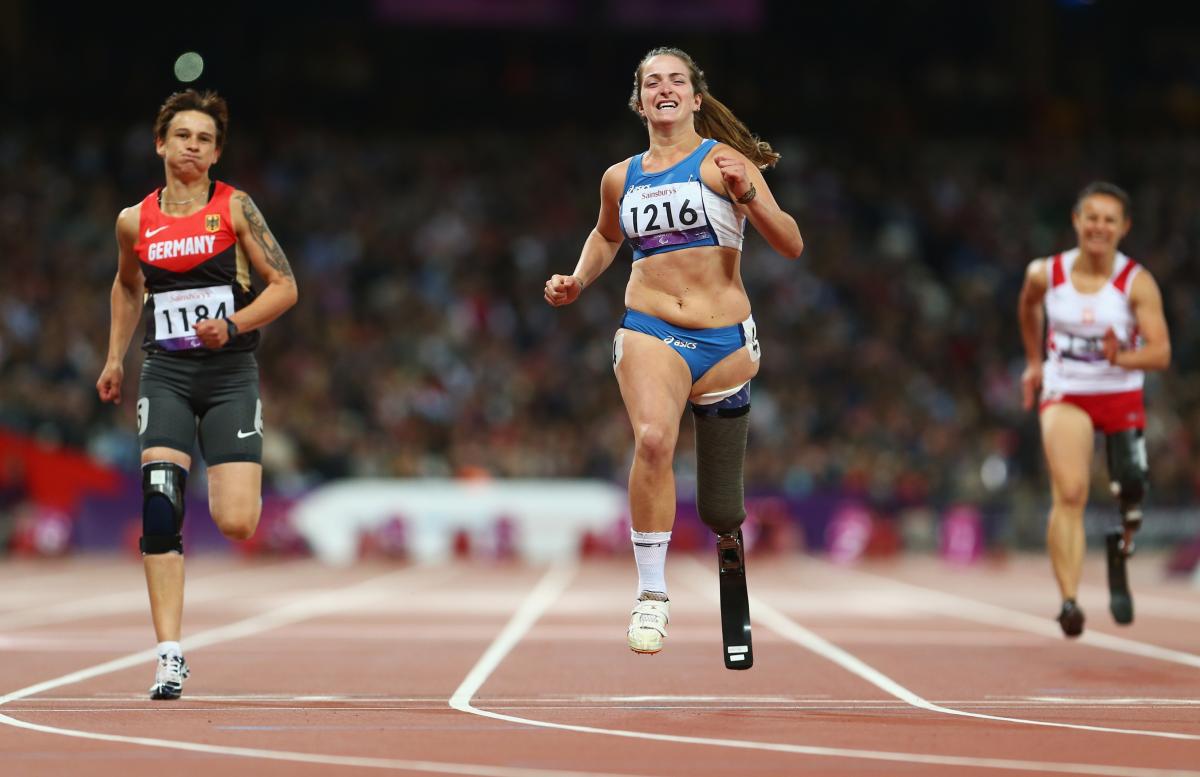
[629,47,781,170]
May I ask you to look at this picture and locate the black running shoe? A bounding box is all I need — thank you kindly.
[1106,529,1134,625]
[149,653,189,700]
[1057,599,1084,638]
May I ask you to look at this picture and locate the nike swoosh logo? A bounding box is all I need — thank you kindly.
[145,226,170,238]
[236,430,260,439]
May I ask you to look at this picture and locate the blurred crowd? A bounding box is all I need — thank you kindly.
[1,121,1198,525]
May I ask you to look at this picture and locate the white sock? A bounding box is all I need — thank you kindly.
[632,530,671,598]
[157,640,181,657]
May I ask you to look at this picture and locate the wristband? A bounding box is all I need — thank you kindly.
[735,182,757,205]
[224,317,239,341]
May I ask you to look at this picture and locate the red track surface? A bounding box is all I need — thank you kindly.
[1,552,1198,776]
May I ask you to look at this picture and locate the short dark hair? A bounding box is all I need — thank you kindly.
[154,89,229,150]
[1074,181,1131,219]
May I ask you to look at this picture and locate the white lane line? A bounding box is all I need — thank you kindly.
[449,560,579,710]
[0,560,303,631]
[0,566,436,706]
[677,559,1200,742]
[16,694,1199,706]
[696,558,1200,738]
[1077,584,1200,621]
[448,561,1199,777]
[0,716,660,777]
[813,561,1200,669]
[0,564,662,777]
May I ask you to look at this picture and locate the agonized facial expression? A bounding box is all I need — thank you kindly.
[1072,194,1130,255]
[156,110,220,173]
[639,55,702,124]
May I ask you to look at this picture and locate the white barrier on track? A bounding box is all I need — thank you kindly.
[289,478,627,565]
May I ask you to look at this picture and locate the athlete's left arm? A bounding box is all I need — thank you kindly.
[708,147,803,259]
[196,191,299,347]
[1105,270,1171,371]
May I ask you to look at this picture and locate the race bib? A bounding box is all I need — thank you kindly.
[1053,331,1106,363]
[622,181,711,250]
[152,285,234,351]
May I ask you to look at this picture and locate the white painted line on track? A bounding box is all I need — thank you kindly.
[0,564,662,777]
[678,559,1200,742]
[815,560,1200,669]
[0,716,661,777]
[449,560,1200,777]
[1077,584,1200,621]
[0,560,302,631]
[0,566,435,705]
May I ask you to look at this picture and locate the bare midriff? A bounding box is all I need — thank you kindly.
[625,244,748,328]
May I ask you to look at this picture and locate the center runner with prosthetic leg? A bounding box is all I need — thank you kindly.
[544,47,803,668]
[97,90,298,698]
[1018,182,1170,638]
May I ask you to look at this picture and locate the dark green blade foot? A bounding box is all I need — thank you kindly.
[1106,529,1134,625]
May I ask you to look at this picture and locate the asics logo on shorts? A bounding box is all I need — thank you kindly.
[663,335,697,350]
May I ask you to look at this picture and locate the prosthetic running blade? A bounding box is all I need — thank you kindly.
[1106,529,1134,625]
[717,531,753,670]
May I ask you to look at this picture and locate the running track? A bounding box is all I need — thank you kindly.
[1,552,1198,776]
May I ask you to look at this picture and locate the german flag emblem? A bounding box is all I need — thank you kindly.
[205,214,221,233]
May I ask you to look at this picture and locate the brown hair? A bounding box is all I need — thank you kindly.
[1074,181,1132,220]
[154,89,229,150]
[628,47,780,170]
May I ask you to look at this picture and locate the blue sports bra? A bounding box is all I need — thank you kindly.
[619,138,746,261]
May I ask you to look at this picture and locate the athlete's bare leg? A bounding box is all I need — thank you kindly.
[207,462,263,541]
[141,446,191,643]
[1040,403,1095,602]
[614,331,693,533]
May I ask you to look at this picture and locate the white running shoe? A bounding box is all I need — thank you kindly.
[149,653,189,700]
[627,599,670,654]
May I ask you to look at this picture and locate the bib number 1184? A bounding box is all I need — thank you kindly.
[152,285,235,350]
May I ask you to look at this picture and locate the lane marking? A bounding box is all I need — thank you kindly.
[449,561,1200,777]
[1078,584,1200,621]
[810,561,1200,669]
[0,560,303,631]
[683,559,1200,741]
[0,565,662,777]
[449,560,578,710]
[0,567,435,706]
[0,715,661,777]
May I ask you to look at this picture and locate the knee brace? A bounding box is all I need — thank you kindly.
[1105,430,1148,531]
[691,385,750,536]
[141,461,186,555]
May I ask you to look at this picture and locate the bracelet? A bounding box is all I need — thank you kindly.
[573,275,586,290]
[735,182,757,205]
[224,317,239,341]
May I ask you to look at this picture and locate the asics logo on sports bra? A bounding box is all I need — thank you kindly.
[147,234,218,262]
[663,335,697,350]
[144,225,170,238]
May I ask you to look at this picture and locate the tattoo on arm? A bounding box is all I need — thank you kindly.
[236,193,295,281]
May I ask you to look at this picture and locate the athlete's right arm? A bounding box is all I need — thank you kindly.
[1017,257,1049,411]
[96,207,145,405]
[544,162,627,307]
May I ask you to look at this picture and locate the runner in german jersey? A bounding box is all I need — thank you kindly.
[543,48,803,664]
[96,90,298,699]
[1018,182,1170,638]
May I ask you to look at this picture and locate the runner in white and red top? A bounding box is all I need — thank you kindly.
[1018,182,1171,639]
